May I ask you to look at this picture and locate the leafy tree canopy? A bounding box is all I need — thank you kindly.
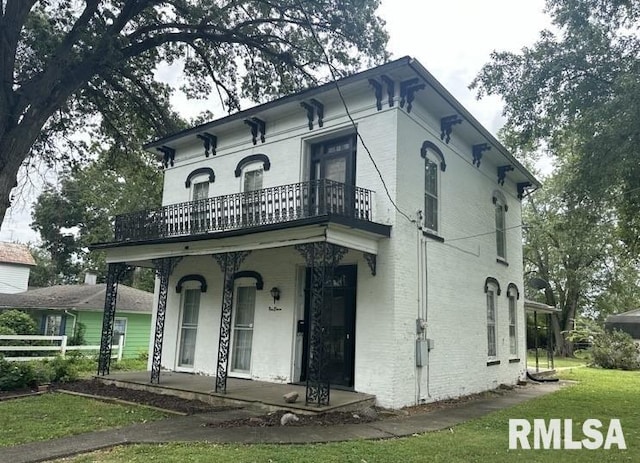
[31,147,162,285]
[0,0,389,225]
[472,0,640,251]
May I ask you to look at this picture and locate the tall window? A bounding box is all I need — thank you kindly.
[243,168,263,192]
[486,290,497,357]
[424,158,438,231]
[508,292,518,357]
[45,315,62,336]
[114,318,127,346]
[494,199,506,259]
[178,288,200,368]
[193,181,209,201]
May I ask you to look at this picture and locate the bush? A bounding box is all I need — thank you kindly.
[590,329,640,370]
[0,357,36,391]
[0,310,37,334]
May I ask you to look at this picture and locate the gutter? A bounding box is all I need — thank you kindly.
[406,58,541,189]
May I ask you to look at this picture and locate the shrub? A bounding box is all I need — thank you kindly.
[0,310,37,334]
[590,329,640,370]
[0,357,36,391]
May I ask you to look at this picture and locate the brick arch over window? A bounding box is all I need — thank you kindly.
[492,189,508,211]
[234,154,271,178]
[507,283,520,299]
[420,141,446,172]
[176,274,207,293]
[232,270,264,290]
[185,167,215,188]
[484,277,501,295]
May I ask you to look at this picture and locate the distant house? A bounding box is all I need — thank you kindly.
[0,242,36,294]
[605,309,640,340]
[0,283,153,359]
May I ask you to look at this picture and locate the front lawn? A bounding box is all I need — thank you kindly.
[61,367,639,462]
[0,393,167,447]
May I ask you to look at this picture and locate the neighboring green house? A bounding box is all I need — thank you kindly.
[0,283,153,359]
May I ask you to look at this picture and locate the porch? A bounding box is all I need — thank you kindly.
[95,370,375,414]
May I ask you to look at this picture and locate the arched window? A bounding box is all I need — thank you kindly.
[492,190,508,261]
[484,277,501,360]
[507,283,520,357]
[420,141,446,233]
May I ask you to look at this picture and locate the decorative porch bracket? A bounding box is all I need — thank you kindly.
[213,251,251,393]
[98,263,131,376]
[363,252,377,276]
[295,242,348,406]
[150,257,183,384]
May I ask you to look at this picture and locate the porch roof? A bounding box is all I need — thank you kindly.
[524,299,560,314]
[96,217,390,267]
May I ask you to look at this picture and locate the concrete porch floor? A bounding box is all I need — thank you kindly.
[95,371,375,414]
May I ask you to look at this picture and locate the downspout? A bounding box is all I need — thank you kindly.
[64,310,77,340]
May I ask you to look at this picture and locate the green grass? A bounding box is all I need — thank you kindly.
[0,393,167,447]
[527,352,589,368]
[59,367,639,462]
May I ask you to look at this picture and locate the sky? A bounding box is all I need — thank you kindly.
[0,0,551,245]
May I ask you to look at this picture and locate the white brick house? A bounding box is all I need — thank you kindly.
[94,57,540,409]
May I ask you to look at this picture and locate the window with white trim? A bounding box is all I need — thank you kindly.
[114,318,128,346]
[424,158,438,232]
[193,181,209,201]
[508,290,518,357]
[45,315,62,336]
[493,192,507,260]
[486,289,497,358]
[243,167,263,192]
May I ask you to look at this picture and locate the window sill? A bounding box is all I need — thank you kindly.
[496,258,509,267]
[422,230,444,242]
[486,359,501,366]
[509,358,521,364]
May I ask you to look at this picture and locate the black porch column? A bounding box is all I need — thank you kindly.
[295,242,348,406]
[150,257,183,384]
[98,263,130,375]
[213,251,251,393]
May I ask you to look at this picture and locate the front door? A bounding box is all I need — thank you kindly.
[301,265,357,388]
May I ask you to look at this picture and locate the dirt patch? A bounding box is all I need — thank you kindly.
[57,380,229,415]
[205,409,378,428]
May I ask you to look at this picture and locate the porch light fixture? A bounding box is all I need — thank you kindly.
[270,287,281,304]
[269,287,282,311]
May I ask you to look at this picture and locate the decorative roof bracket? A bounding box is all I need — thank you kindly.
[472,143,491,167]
[517,181,533,200]
[300,102,315,130]
[157,146,176,168]
[440,115,463,144]
[381,75,395,107]
[310,99,324,127]
[497,165,515,185]
[399,78,425,113]
[244,117,266,145]
[368,78,383,111]
[196,132,217,157]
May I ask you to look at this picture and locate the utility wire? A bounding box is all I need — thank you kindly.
[294,0,416,225]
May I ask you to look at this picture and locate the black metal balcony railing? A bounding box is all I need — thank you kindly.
[114,179,374,242]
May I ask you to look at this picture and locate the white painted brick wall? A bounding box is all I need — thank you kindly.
[143,84,529,409]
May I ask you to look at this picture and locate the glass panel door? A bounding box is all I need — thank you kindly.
[310,135,356,216]
[231,286,256,373]
[178,289,200,368]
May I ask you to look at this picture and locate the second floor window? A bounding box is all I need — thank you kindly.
[424,158,438,232]
[495,200,506,259]
[193,181,209,201]
[243,168,263,192]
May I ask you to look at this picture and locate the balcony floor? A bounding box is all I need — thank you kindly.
[95,371,375,414]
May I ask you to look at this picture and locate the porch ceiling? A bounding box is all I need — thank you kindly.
[102,220,388,267]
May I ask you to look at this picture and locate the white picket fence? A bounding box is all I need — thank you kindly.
[0,335,123,362]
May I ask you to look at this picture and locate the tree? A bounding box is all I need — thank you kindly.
[471,0,640,251]
[31,147,162,284]
[0,0,388,225]
[523,155,640,356]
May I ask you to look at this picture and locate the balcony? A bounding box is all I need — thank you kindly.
[113,180,383,243]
